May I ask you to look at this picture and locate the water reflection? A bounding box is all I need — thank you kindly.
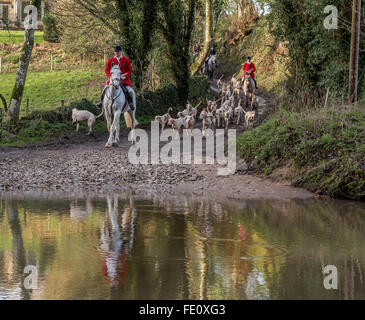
[100,196,135,288]
[0,194,364,300]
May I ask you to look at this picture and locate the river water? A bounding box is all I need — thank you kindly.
[0,193,364,300]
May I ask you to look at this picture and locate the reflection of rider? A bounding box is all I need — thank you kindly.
[97,45,136,111]
[100,196,131,288]
[242,56,258,89]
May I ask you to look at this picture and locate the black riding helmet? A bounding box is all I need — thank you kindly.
[114,45,122,52]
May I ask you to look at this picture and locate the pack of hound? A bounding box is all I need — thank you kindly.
[155,76,257,136]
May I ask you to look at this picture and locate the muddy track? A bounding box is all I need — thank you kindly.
[0,130,313,200]
[0,78,313,200]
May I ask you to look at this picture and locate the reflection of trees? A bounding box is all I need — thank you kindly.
[344,258,355,300]
[184,200,256,300]
[229,199,365,300]
[0,200,5,224]
[70,198,93,220]
[5,200,30,300]
[1,195,364,300]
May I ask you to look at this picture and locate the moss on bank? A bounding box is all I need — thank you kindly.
[237,105,365,200]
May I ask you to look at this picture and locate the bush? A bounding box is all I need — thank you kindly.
[6,53,19,64]
[23,99,99,124]
[0,99,102,146]
[42,14,60,43]
[61,23,115,58]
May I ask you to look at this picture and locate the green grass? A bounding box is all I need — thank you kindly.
[0,30,44,43]
[0,99,107,146]
[237,105,365,200]
[0,76,212,146]
[0,67,105,116]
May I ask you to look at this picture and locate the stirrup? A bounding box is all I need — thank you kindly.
[129,103,135,111]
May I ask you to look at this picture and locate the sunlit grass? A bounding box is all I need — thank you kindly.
[0,67,105,116]
[0,30,45,43]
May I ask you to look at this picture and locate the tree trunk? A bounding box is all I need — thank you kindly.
[348,0,361,105]
[190,0,212,76]
[7,1,40,122]
[159,0,196,103]
[115,0,158,90]
[237,0,243,18]
[176,60,191,104]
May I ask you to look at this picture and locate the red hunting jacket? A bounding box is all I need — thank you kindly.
[105,56,133,87]
[242,62,256,79]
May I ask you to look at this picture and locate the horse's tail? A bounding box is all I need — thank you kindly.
[124,112,134,129]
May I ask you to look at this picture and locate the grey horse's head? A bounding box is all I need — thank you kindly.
[110,64,122,88]
[209,55,217,67]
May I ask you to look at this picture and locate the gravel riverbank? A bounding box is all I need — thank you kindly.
[0,133,314,200]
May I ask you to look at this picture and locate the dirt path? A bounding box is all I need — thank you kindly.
[0,75,313,200]
[0,129,313,200]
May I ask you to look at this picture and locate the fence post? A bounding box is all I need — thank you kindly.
[324,88,330,108]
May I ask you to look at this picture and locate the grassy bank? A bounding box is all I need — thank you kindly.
[0,30,44,43]
[0,99,106,146]
[0,67,105,116]
[237,105,365,200]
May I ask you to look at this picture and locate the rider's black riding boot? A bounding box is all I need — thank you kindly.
[128,92,135,111]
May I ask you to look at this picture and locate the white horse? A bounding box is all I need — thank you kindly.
[206,55,217,80]
[102,64,137,147]
[242,73,256,110]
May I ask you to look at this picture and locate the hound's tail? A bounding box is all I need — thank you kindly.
[96,108,104,119]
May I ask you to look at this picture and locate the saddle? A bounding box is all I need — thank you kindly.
[243,76,255,90]
[120,84,129,98]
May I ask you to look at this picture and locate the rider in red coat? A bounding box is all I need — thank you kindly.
[242,56,258,89]
[97,45,135,110]
[105,55,132,87]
